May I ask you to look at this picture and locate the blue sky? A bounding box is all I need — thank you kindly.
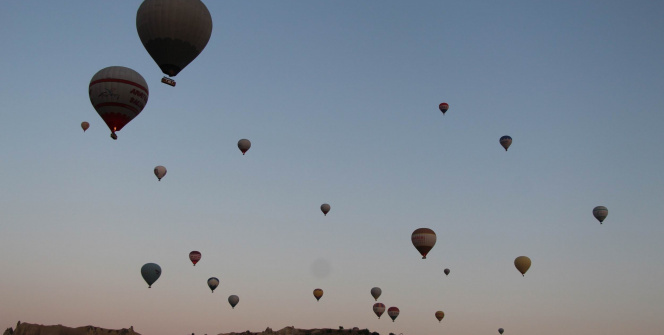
[1,1,664,335]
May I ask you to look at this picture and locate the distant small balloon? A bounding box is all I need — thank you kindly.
[313,288,324,301]
[435,310,445,322]
[439,102,449,115]
[593,206,608,224]
[444,268,450,276]
[373,303,385,319]
[500,135,512,151]
[411,228,436,259]
[81,122,90,132]
[320,203,330,216]
[388,307,400,322]
[498,328,504,334]
[238,139,251,155]
[189,251,201,266]
[141,263,161,288]
[370,287,382,301]
[228,295,239,309]
[208,277,219,292]
[154,166,167,181]
[514,256,531,277]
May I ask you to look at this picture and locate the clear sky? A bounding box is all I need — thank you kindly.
[1,1,664,335]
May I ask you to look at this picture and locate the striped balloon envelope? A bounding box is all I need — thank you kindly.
[89,66,148,139]
[411,228,437,259]
[373,303,385,319]
[387,307,400,322]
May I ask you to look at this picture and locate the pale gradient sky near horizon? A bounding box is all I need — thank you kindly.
[1,1,664,335]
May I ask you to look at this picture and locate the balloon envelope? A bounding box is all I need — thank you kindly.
[411,228,436,259]
[499,328,504,334]
[439,102,449,114]
[320,203,330,216]
[189,251,201,265]
[313,288,324,301]
[81,122,90,132]
[514,256,531,276]
[593,206,608,224]
[370,287,382,301]
[435,310,445,322]
[154,166,167,181]
[238,139,251,155]
[208,277,219,292]
[500,135,512,151]
[141,263,161,288]
[136,0,213,77]
[387,307,400,322]
[444,268,450,276]
[228,295,239,309]
[373,303,385,319]
[89,66,148,139]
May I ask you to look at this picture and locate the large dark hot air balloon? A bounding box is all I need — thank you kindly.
[411,228,436,259]
[373,303,385,319]
[387,307,400,322]
[89,66,148,140]
[444,268,450,276]
[136,0,213,85]
[189,251,201,266]
[498,328,504,334]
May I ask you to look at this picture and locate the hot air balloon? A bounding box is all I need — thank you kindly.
[136,0,213,85]
[141,263,161,288]
[228,295,239,309]
[189,251,201,266]
[593,206,608,224]
[435,311,445,323]
[439,103,449,115]
[370,287,382,301]
[514,256,531,276]
[208,277,219,292]
[498,328,504,334]
[154,166,167,181]
[444,268,450,276]
[313,288,324,301]
[320,203,330,216]
[238,139,251,155]
[411,228,436,259]
[387,307,400,322]
[373,303,385,319]
[81,122,90,132]
[89,66,149,140]
[500,135,512,151]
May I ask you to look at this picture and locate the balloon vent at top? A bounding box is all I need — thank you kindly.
[136,0,213,77]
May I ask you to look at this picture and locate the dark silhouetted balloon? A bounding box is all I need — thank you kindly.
[435,311,445,322]
[439,103,449,115]
[136,0,213,78]
[81,122,90,132]
[514,256,531,276]
[154,166,167,181]
[228,295,239,309]
[370,287,382,301]
[388,307,400,322]
[593,206,608,224]
[208,277,219,292]
[141,263,161,288]
[313,288,324,301]
[444,268,450,276]
[238,139,251,155]
[320,203,330,216]
[500,135,512,151]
